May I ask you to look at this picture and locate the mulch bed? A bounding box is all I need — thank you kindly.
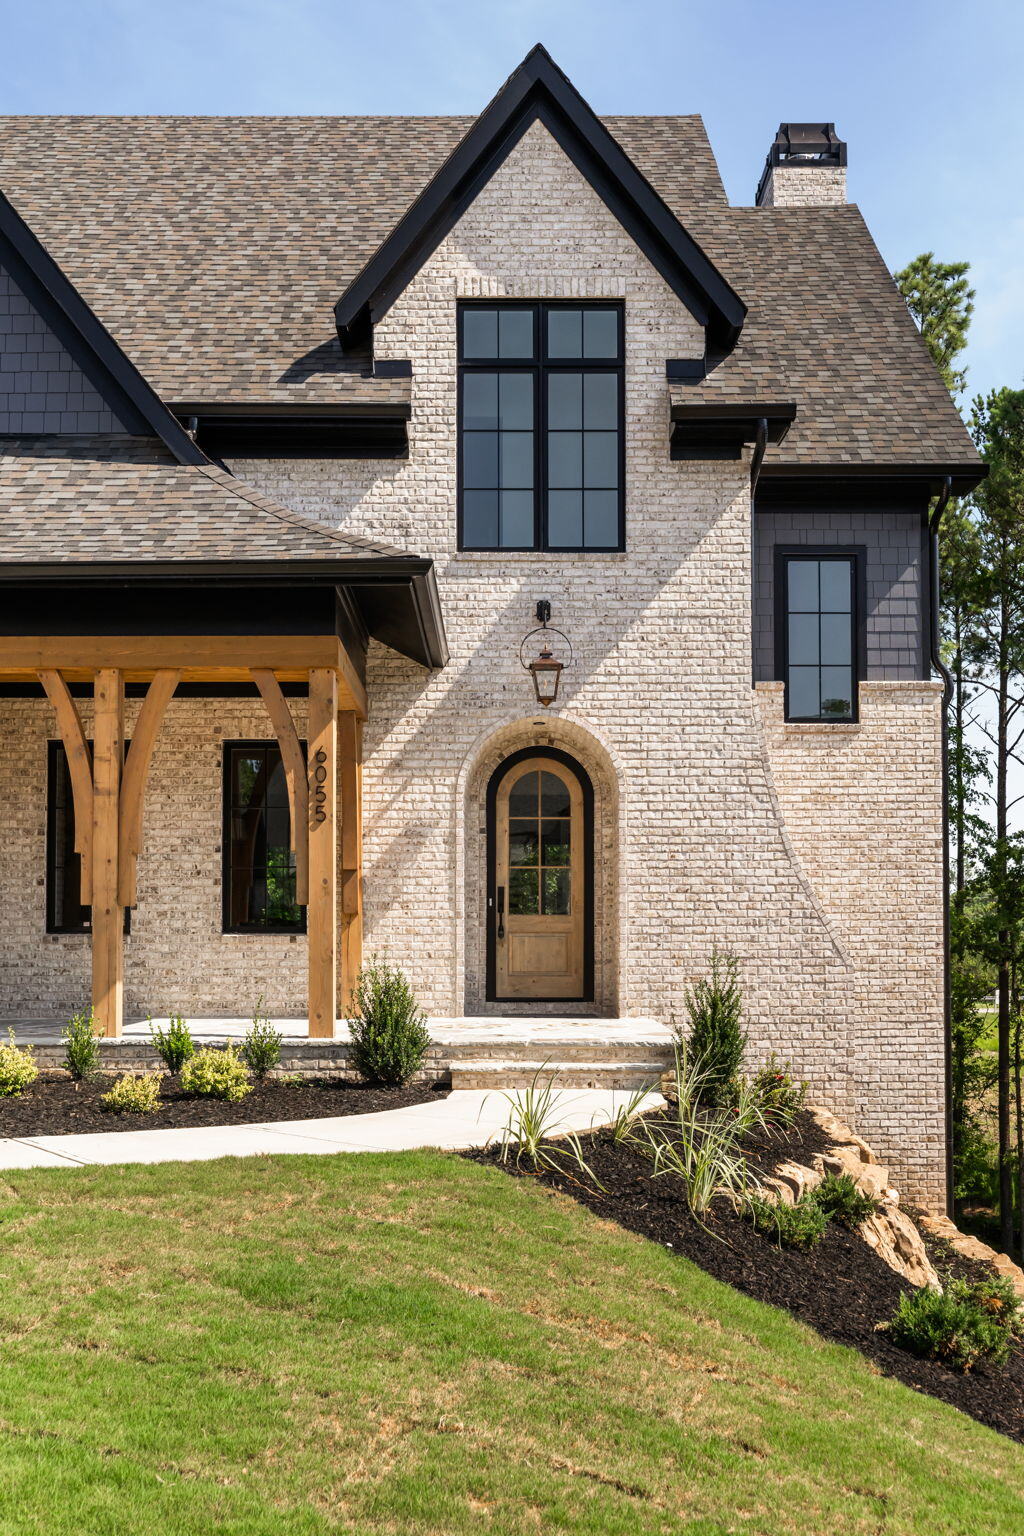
[0,1072,449,1136]
[466,1108,1024,1444]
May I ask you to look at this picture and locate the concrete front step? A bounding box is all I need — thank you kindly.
[450,1059,669,1091]
[444,1039,674,1065]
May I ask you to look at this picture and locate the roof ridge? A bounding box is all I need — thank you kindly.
[195,465,411,559]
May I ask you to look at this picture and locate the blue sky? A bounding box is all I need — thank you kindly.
[4,0,1022,410]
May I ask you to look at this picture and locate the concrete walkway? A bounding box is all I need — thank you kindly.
[0,1087,665,1170]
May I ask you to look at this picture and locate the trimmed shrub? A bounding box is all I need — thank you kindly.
[951,1274,1023,1337]
[678,952,746,1107]
[63,1007,101,1081]
[0,1030,39,1097]
[748,1192,829,1250]
[349,958,430,1086]
[742,1053,808,1131]
[101,1073,163,1115]
[180,1044,251,1102]
[884,1282,1015,1373]
[241,1000,282,1080]
[150,1014,195,1073]
[813,1171,879,1229]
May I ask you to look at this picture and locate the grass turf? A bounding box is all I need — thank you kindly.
[0,1151,1021,1535]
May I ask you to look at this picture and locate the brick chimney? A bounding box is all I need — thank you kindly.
[756,123,847,207]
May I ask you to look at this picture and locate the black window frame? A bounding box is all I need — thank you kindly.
[457,300,626,553]
[775,546,867,723]
[46,740,130,935]
[222,739,307,936]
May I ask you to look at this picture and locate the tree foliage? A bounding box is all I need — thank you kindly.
[895,252,975,395]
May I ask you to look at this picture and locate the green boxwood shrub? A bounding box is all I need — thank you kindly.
[150,1015,195,1073]
[62,1007,101,1081]
[748,1191,829,1250]
[813,1171,879,1228]
[0,1030,39,1097]
[101,1073,163,1115]
[241,1000,282,1080]
[180,1044,251,1102]
[885,1280,1017,1373]
[349,958,430,1086]
[678,951,746,1107]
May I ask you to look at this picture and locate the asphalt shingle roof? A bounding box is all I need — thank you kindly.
[0,113,977,468]
[0,437,409,563]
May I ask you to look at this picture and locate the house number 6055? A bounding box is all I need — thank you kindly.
[312,748,328,824]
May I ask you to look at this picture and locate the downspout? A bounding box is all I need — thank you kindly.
[750,419,769,685]
[929,474,954,1214]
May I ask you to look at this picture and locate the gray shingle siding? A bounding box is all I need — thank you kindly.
[753,509,926,682]
[0,262,126,434]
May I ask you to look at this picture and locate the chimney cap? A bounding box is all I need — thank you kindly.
[756,122,847,205]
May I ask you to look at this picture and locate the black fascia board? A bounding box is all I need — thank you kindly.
[174,411,409,459]
[669,401,795,459]
[756,460,987,496]
[0,190,207,467]
[333,44,746,352]
[0,557,449,670]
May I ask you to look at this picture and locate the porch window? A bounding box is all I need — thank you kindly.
[458,302,624,551]
[223,742,305,934]
[777,550,862,722]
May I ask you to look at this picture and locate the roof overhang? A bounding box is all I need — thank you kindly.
[670,400,796,460]
[756,460,987,497]
[0,556,449,673]
[171,403,410,459]
[334,45,746,354]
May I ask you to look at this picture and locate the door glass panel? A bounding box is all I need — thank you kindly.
[508,770,539,817]
[540,772,571,816]
[509,821,538,866]
[509,867,539,914]
[541,868,571,915]
[541,820,570,864]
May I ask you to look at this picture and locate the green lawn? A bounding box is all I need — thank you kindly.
[0,1153,1021,1535]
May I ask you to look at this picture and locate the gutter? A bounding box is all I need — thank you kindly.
[929,474,955,1215]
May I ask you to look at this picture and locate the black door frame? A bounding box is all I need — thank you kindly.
[485,746,595,1003]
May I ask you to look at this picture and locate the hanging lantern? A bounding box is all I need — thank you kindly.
[520,601,573,708]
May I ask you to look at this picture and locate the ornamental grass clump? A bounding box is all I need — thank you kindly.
[101,1072,163,1115]
[62,1007,101,1081]
[677,951,746,1107]
[883,1278,1021,1373]
[180,1044,251,1102]
[496,1065,602,1187]
[0,1030,38,1097]
[748,1191,829,1250]
[241,998,282,1080]
[813,1171,879,1229]
[149,1014,195,1073]
[349,958,430,1086]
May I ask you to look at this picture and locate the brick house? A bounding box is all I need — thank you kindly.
[0,48,981,1200]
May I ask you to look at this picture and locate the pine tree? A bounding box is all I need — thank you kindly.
[895,252,975,395]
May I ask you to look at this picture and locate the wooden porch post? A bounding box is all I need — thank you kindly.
[340,711,363,1018]
[307,668,338,1038]
[91,668,125,1037]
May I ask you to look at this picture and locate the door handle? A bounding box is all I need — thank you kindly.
[497,885,505,941]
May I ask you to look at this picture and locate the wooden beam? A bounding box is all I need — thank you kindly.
[251,668,309,906]
[117,669,179,908]
[91,669,124,1038]
[307,668,338,1039]
[340,711,363,1017]
[37,669,94,905]
[0,636,367,714]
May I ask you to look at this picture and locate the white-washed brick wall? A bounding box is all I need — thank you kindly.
[758,164,847,207]
[0,123,945,1200]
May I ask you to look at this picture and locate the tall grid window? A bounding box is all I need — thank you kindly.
[781,554,858,721]
[223,742,305,933]
[458,302,624,551]
[46,741,130,934]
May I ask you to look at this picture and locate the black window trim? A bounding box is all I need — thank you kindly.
[774,545,867,724]
[46,739,130,935]
[222,739,307,936]
[457,300,626,553]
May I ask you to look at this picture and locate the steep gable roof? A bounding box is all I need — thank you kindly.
[334,45,745,352]
[0,190,206,464]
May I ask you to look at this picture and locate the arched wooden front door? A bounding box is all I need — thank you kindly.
[488,751,592,1002]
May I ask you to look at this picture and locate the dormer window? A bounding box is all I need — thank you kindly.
[458,302,624,551]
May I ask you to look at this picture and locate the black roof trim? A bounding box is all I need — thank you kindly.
[758,460,987,495]
[0,189,207,466]
[172,408,409,460]
[670,401,795,460]
[334,44,746,351]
